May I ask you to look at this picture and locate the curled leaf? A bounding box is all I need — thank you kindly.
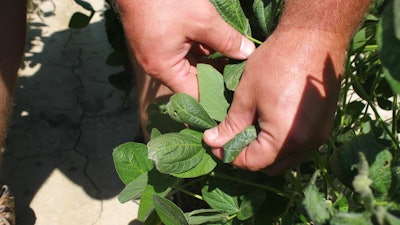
[223,126,257,163]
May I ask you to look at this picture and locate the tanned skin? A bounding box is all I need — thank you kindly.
[114,0,372,174]
[0,0,26,149]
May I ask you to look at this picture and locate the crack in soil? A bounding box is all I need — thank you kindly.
[69,33,104,224]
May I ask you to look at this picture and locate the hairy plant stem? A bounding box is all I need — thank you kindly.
[209,171,291,199]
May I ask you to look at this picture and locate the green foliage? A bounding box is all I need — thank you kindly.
[377,0,400,93]
[210,0,252,37]
[167,93,217,130]
[198,64,229,122]
[222,126,257,163]
[111,0,400,224]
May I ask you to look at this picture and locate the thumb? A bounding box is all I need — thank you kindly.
[190,13,255,60]
[203,94,256,156]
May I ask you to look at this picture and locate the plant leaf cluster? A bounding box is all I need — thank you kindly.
[111,0,400,224]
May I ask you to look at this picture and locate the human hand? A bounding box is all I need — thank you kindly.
[116,0,255,98]
[204,27,348,175]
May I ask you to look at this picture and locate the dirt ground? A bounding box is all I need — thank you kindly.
[0,0,143,224]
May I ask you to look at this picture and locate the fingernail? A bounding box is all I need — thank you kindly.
[205,127,219,141]
[240,37,255,58]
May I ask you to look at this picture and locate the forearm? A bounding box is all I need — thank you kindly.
[279,0,371,44]
[0,0,27,145]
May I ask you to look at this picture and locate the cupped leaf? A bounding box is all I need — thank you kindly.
[197,64,229,122]
[112,142,154,184]
[223,126,257,163]
[171,153,217,178]
[153,195,189,225]
[118,173,148,203]
[377,0,400,94]
[148,133,206,174]
[167,93,217,129]
[210,0,252,36]
[202,178,239,215]
[223,61,246,91]
[186,209,229,225]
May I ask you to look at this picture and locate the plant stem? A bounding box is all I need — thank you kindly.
[351,73,400,151]
[392,94,398,142]
[209,172,291,199]
[173,186,204,201]
[246,35,263,45]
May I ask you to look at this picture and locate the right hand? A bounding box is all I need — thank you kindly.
[115,0,255,98]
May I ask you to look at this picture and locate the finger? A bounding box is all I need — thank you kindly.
[203,88,256,151]
[189,43,214,57]
[189,11,255,60]
[163,56,199,99]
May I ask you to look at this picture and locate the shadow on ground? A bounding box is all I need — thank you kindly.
[0,11,141,225]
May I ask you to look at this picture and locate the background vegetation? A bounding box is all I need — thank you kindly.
[72,0,400,224]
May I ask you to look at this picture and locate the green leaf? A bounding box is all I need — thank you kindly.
[330,134,392,197]
[330,212,373,225]
[303,172,333,224]
[186,209,230,225]
[150,128,162,139]
[223,61,246,91]
[394,0,400,39]
[179,129,203,141]
[146,103,186,134]
[223,126,257,163]
[252,0,276,37]
[153,195,189,225]
[377,0,400,94]
[197,64,229,122]
[167,93,217,129]
[138,170,179,221]
[118,173,148,203]
[112,142,154,185]
[237,190,266,221]
[68,12,91,29]
[368,149,392,197]
[210,0,252,37]
[171,153,217,178]
[390,159,400,201]
[202,178,239,215]
[148,133,206,174]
